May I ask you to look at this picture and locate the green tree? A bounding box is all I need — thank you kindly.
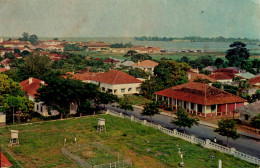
[226,41,250,67]
[180,56,189,63]
[214,58,224,68]
[141,101,159,120]
[214,119,240,147]
[29,34,38,45]
[171,107,199,133]
[131,54,152,62]
[128,68,150,79]
[98,91,118,108]
[124,50,137,58]
[118,95,133,113]
[250,114,260,129]
[22,32,29,41]
[18,54,52,80]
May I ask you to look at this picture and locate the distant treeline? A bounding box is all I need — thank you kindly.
[134,36,260,43]
[110,42,133,48]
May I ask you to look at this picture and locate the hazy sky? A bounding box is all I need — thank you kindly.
[0,0,259,38]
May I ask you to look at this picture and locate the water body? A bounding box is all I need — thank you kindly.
[40,37,260,53]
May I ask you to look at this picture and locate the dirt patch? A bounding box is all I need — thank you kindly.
[126,150,168,168]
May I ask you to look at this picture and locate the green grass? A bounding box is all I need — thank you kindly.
[0,115,258,168]
[125,95,152,106]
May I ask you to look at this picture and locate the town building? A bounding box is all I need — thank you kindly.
[154,82,247,117]
[208,73,233,83]
[90,70,142,96]
[236,101,260,124]
[1,152,12,168]
[248,76,260,86]
[131,60,159,74]
[187,72,216,83]
[20,77,76,116]
[202,66,217,73]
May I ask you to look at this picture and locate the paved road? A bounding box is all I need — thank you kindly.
[104,105,260,158]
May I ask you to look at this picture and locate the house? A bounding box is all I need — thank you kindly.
[131,60,159,74]
[187,72,216,83]
[202,66,217,73]
[1,152,12,168]
[43,40,61,45]
[213,68,238,79]
[154,82,247,118]
[208,73,233,84]
[226,67,244,73]
[90,70,142,96]
[120,61,135,67]
[0,112,6,127]
[249,75,260,86]
[236,101,260,124]
[19,77,77,116]
[237,72,255,80]
[66,72,100,83]
[0,68,8,73]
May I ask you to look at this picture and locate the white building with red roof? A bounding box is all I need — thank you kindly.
[249,75,260,86]
[20,77,77,116]
[208,73,233,84]
[1,152,12,168]
[154,82,247,118]
[90,70,142,96]
[131,60,159,74]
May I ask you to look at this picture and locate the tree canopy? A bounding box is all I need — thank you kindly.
[141,101,159,119]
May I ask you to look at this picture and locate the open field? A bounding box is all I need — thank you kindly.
[0,115,258,168]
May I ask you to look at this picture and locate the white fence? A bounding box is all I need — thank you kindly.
[106,110,260,166]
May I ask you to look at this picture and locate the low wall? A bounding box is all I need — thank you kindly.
[106,110,260,166]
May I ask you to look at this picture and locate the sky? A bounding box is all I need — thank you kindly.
[0,0,259,38]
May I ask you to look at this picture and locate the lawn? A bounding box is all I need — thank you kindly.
[0,115,257,168]
[125,95,152,106]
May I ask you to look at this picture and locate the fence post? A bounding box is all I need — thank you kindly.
[130,116,134,121]
[173,129,177,136]
[106,110,110,114]
[143,120,147,125]
[157,125,161,129]
[190,135,195,143]
[230,148,236,154]
[205,139,211,148]
[218,159,222,168]
[119,113,123,117]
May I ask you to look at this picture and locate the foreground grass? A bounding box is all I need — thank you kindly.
[0,115,257,168]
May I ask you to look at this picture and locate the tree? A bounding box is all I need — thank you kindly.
[131,54,152,62]
[29,35,38,45]
[124,50,137,57]
[225,41,250,67]
[238,80,250,95]
[18,54,52,80]
[214,58,224,68]
[98,91,118,108]
[128,68,150,79]
[22,32,29,41]
[53,38,59,40]
[180,56,189,63]
[250,114,260,129]
[118,95,133,113]
[141,101,159,121]
[171,107,198,133]
[214,119,240,147]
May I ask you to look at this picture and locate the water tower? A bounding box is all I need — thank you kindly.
[9,130,19,147]
[97,118,106,132]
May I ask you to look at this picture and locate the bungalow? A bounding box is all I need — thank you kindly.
[208,73,233,84]
[131,60,159,74]
[90,70,142,96]
[249,75,260,86]
[20,77,76,116]
[154,82,247,118]
[236,101,260,124]
[1,152,12,168]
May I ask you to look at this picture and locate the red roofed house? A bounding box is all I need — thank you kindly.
[154,82,247,117]
[187,72,216,83]
[249,75,260,86]
[131,60,159,74]
[1,152,12,168]
[0,68,8,73]
[208,73,233,84]
[90,70,142,96]
[20,77,76,116]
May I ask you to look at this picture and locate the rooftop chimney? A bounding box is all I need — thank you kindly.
[29,77,33,84]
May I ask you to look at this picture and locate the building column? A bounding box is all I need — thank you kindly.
[196,104,198,115]
[168,98,170,105]
[204,105,206,117]
[189,102,191,112]
[216,104,217,116]
[235,103,237,109]
[155,95,158,101]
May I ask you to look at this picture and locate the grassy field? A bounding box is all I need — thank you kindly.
[0,115,258,168]
[125,95,152,106]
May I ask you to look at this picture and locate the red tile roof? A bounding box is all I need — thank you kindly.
[187,72,216,82]
[20,78,44,97]
[249,76,260,86]
[154,82,246,105]
[0,68,8,73]
[208,73,232,80]
[214,68,238,74]
[92,70,142,84]
[67,72,101,81]
[1,152,12,168]
[132,60,159,67]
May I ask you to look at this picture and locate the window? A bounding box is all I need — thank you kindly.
[211,105,216,112]
[40,105,43,112]
[102,87,105,91]
[197,104,202,112]
[36,104,39,111]
[108,89,112,93]
[121,88,125,93]
[244,114,249,121]
[114,89,117,93]
[128,88,132,92]
[136,87,141,92]
[184,101,187,109]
